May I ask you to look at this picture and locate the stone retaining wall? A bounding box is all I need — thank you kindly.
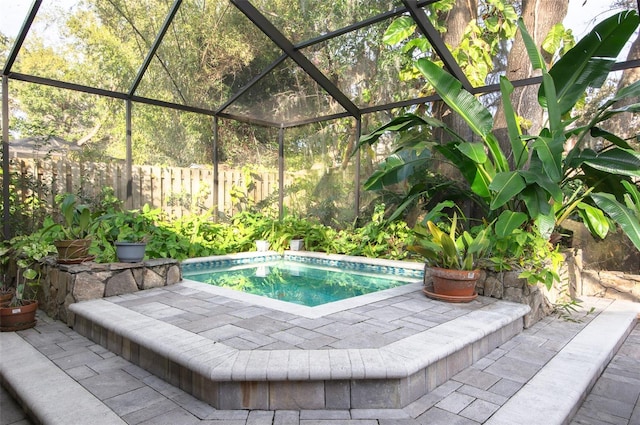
[466,249,640,325]
[424,267,561,328]
[570,248,640,302]
[35,248,636,330]
[423,252,579,328]
[37,258,181,325]
[579,270,640,301]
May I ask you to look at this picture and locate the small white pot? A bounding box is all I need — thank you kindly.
[289,239,304,251]
[255,240,270,252]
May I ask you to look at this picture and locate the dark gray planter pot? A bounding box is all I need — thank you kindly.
[115,242,147,263]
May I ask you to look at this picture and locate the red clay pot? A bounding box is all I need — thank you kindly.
[0,300,38,332]
[430,267,480,297]
[54,239,93,264]
[0,291,14,307]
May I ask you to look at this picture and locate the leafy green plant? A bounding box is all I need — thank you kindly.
[43,193,96,241]
[339,204,414,259]
[0,233,56,305]
[99,206,157,243]
[359,11,640,249]
[410,209,493,270]
[488,214,563,289]
[27,200,416,263]
[274,214,311,250]
[1,158,53,240]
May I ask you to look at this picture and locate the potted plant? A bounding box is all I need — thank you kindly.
[0,247,15,307]
[255,219,274,252]
[277,215,311,251]
[410,209,493,302]
[289,237,304,251]
[43,193,96,264]
[0,235,54,331]
[99,207,155,263]
[255,239,271,252]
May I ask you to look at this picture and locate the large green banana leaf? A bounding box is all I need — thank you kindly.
[363,150,431,190]
[592,192,640,251]
[622,181,640,218]
[532,133,564,183]
[579,166,635,200]
[587,128,632,150]
[519,170,562,202]
[521,185,553,219]
[598,103,640,124]
[612,78,640,101]
[495,211,528,238]
[356,114,452,152]
[434,143,492,199]
[416,59,512,173]
[566,148,640,178]
[517,18,546,72]
[517,19,566,182]
[577,202,610,239]
[488,171,526,210]
[543,10,639,114]
[499,76,527,168]
[415,59,493,139]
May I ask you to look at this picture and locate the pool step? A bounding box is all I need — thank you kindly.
[69,296,530,410]
[0,332,127,425]
[486,298,639,425]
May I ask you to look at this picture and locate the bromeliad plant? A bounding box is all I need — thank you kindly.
[410,206,493,271]
[359,11,640,250]
[410,204,562,288]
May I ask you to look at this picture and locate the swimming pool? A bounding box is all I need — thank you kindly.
[181,252,424,315]
[184,259,419,306]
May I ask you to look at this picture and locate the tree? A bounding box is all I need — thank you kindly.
[359,11,640,250]
[602,0,640,148]
[362,0,520,218]
[493,0,570,143]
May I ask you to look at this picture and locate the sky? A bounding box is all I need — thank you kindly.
[564,0,629,39]
[0,0,630,39]
[0,0,634,62]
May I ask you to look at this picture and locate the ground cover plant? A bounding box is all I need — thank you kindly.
[0,188,417,291]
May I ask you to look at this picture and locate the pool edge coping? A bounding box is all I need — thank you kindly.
[69,294,530,382]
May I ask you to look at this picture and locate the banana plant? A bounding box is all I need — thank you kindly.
[358,10,640,249]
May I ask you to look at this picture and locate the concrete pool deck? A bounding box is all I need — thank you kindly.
[1,279,639,424]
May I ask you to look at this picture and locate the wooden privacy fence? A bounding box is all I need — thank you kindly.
[6,158,287,218]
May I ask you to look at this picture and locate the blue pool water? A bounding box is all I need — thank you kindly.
[183,260,418,307]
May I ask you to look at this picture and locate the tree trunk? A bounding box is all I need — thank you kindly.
[493,0,569,157]
[433,1,477,176]
[431,1,478,218]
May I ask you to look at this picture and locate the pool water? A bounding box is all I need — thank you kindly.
[183,260,417,307]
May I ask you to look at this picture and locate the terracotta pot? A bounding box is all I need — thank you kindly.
[54,239,93,264]
[0,300,37,332]
[430,267,480,297]
[0,291,14,307]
